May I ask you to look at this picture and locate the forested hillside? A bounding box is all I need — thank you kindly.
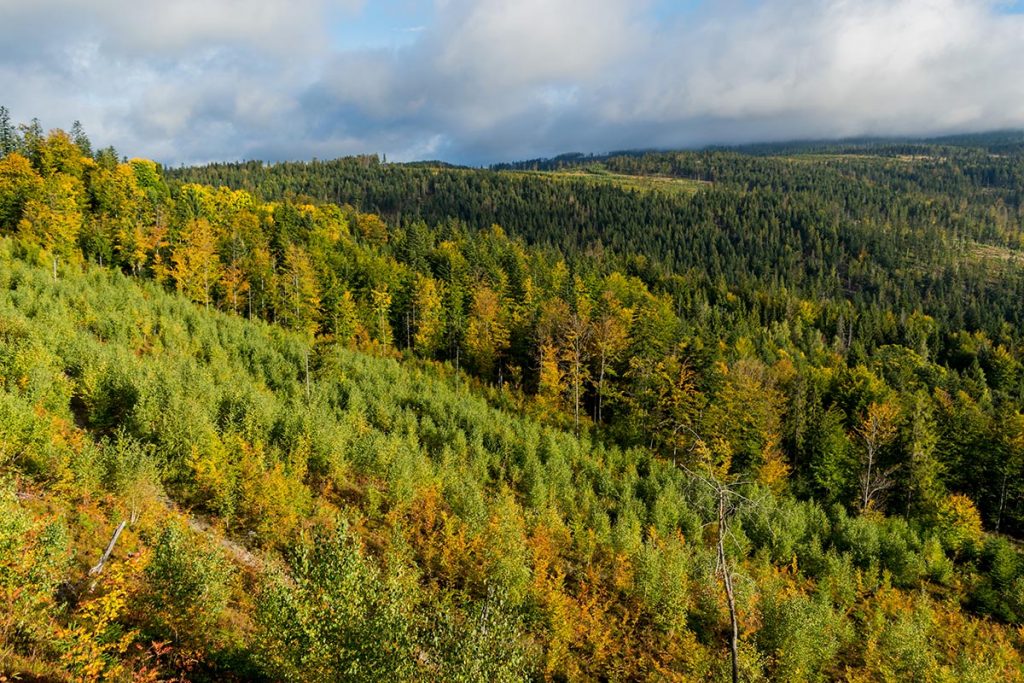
[4,114,1024,680]
[171,140,1024,339]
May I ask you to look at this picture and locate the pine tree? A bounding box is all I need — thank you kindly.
[903,392,943,518]
[18,118,44,166]
[590,290,632,424]
[0,106,19,157]
[332,289,359,346]
[70,120,92,157]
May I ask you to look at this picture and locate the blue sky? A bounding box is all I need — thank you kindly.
[1,0,1023,166]
[330,1,435,49]
[330,0,710,50]
[330,1,703,50]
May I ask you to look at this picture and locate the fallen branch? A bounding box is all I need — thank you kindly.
[89,520,127,577]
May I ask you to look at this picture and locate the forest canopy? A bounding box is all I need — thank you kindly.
[3,110,1024,680]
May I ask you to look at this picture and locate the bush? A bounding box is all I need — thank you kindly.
[142,520,234,648]
[253,524,417,682]
[757,590,850,682]
[428,589,534,683]
[0,481,69,666]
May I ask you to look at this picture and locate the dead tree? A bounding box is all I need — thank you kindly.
[716,485,740,683]
[684,462,768,683]
[856,402,900,511]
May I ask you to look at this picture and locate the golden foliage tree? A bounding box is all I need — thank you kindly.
[370,285,393,347]
[413,274,445,357]
[537,341,566,418]
[856,400,901,511]
[466,284,510,377]
[220,264,250,315]
[18,173,85,262]
[172,218,222,309]
[36,130,86,179]
[278,244,321,335]
[0,152,42,232]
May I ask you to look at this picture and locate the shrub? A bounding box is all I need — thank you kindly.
[757,590,850,682]
[0,481,69,667]
[253,524,417,682]
[142,520,234,648]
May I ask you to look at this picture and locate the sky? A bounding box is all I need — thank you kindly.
[1,0,1023,166]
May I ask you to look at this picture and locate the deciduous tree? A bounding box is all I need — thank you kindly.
[278,244,321,335]
[172,218,222,309]
[413,274,445,357]
[466,284,510,378]
[857,401,900,511]
[0,152,41,231]
[18,173,84,263]
[590,290,632,424]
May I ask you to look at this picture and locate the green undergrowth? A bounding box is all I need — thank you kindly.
[1,239,1023,681]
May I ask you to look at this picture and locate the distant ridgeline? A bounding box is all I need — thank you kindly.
[4,110,1024,679]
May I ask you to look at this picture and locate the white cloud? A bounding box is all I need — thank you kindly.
[431,0,643,87]
[1,0,1023,165]
[0,0,346,56]
[635,0,1024,137]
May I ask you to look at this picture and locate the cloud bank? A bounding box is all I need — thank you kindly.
[1,0,1022,165]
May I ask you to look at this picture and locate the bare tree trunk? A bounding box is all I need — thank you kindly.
[305,351,311,400]
[860,442,875,511]
[997,470,1008,533]
[573,360,580,434]
[718,490,739,683]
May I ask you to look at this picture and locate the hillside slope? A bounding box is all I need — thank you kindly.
[4,125,1024,680]
[171,146,1024,339]
[0,223,1021,679]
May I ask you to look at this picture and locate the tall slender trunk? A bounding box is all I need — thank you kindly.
[905,447,916,518]
[997,470,1009,533]
[718,490,739,683]
[860,444,875,510]
[573,356,580,434]
[304,351,310,401]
